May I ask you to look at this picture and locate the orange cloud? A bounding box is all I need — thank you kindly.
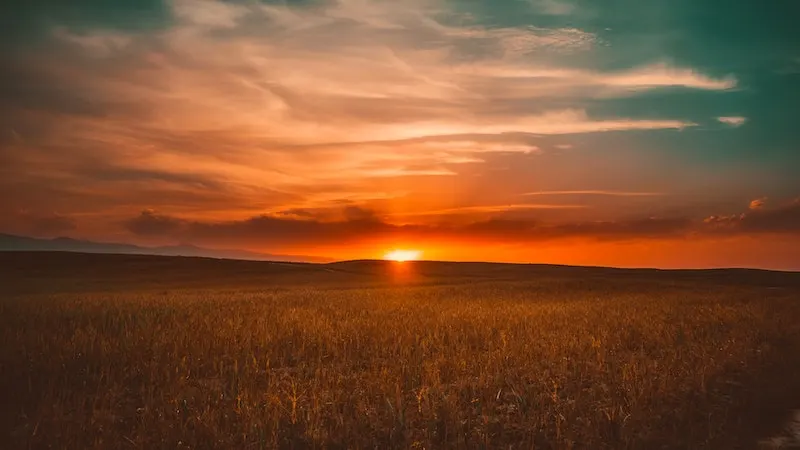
[120,199,800,253]
[749,197,767,210]
[523,190,665,197]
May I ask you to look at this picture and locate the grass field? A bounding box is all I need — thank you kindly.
[2,252,800,449]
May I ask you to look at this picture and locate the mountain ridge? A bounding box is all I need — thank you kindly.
[0,233,332,263]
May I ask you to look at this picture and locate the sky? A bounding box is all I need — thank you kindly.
[1,0,799,269]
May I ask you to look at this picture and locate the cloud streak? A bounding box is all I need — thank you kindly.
[717,116,747,127]
[704,198,800,234]
[523,190,665,197]
[121,198,800,250]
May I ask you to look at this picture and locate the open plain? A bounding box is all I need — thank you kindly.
[2,252,800,449]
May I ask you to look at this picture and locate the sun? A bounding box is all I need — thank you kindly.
[383,249,422,262]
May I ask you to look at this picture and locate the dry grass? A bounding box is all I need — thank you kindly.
[1,253,800,449]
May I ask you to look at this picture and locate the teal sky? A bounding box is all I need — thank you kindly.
[0,0,798,268]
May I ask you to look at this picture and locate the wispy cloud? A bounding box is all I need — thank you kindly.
[529,0,576,16]
[389,203,588,218]
[463,61,736,96]
[523,190,666,197]
[172,0,249,29]
[602,62,737,91]
[51,27,132,57]
[717,116,747,127]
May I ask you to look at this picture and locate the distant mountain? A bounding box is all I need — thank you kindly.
[0,233,332,263]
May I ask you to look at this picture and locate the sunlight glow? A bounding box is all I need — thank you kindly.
[383,249,422,262]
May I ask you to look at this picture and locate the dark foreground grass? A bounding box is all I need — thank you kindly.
[1,252,800,449]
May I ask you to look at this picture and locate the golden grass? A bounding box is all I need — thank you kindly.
[1,254,800,449]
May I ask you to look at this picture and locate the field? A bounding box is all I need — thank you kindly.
[2,252,800,449]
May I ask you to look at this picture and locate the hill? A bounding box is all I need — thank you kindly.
[0,233,331,263]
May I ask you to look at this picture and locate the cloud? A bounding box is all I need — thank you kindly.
[342,205,380,221]
[52,27,133,57]
[388,203,587,218]
[121,199,800,249]
[529,0,576,16]
[487,26,596,56]
[420,140,541,155]
[542,216,693,239]
[120,207,689,248]
[523,190,665,197]
[717,116,747,127]
[123,209,185,236]
[458,62,737,97]
[330,109,695,143]
[601,62,737,91]
[423,16,596,55]
[172,0,249,29]
[704,198,800,234]
[749,197,767,210]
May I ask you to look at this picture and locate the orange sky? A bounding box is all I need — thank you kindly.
[1,0,798,269]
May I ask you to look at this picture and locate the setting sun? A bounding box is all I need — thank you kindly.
[383,249,422,262]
